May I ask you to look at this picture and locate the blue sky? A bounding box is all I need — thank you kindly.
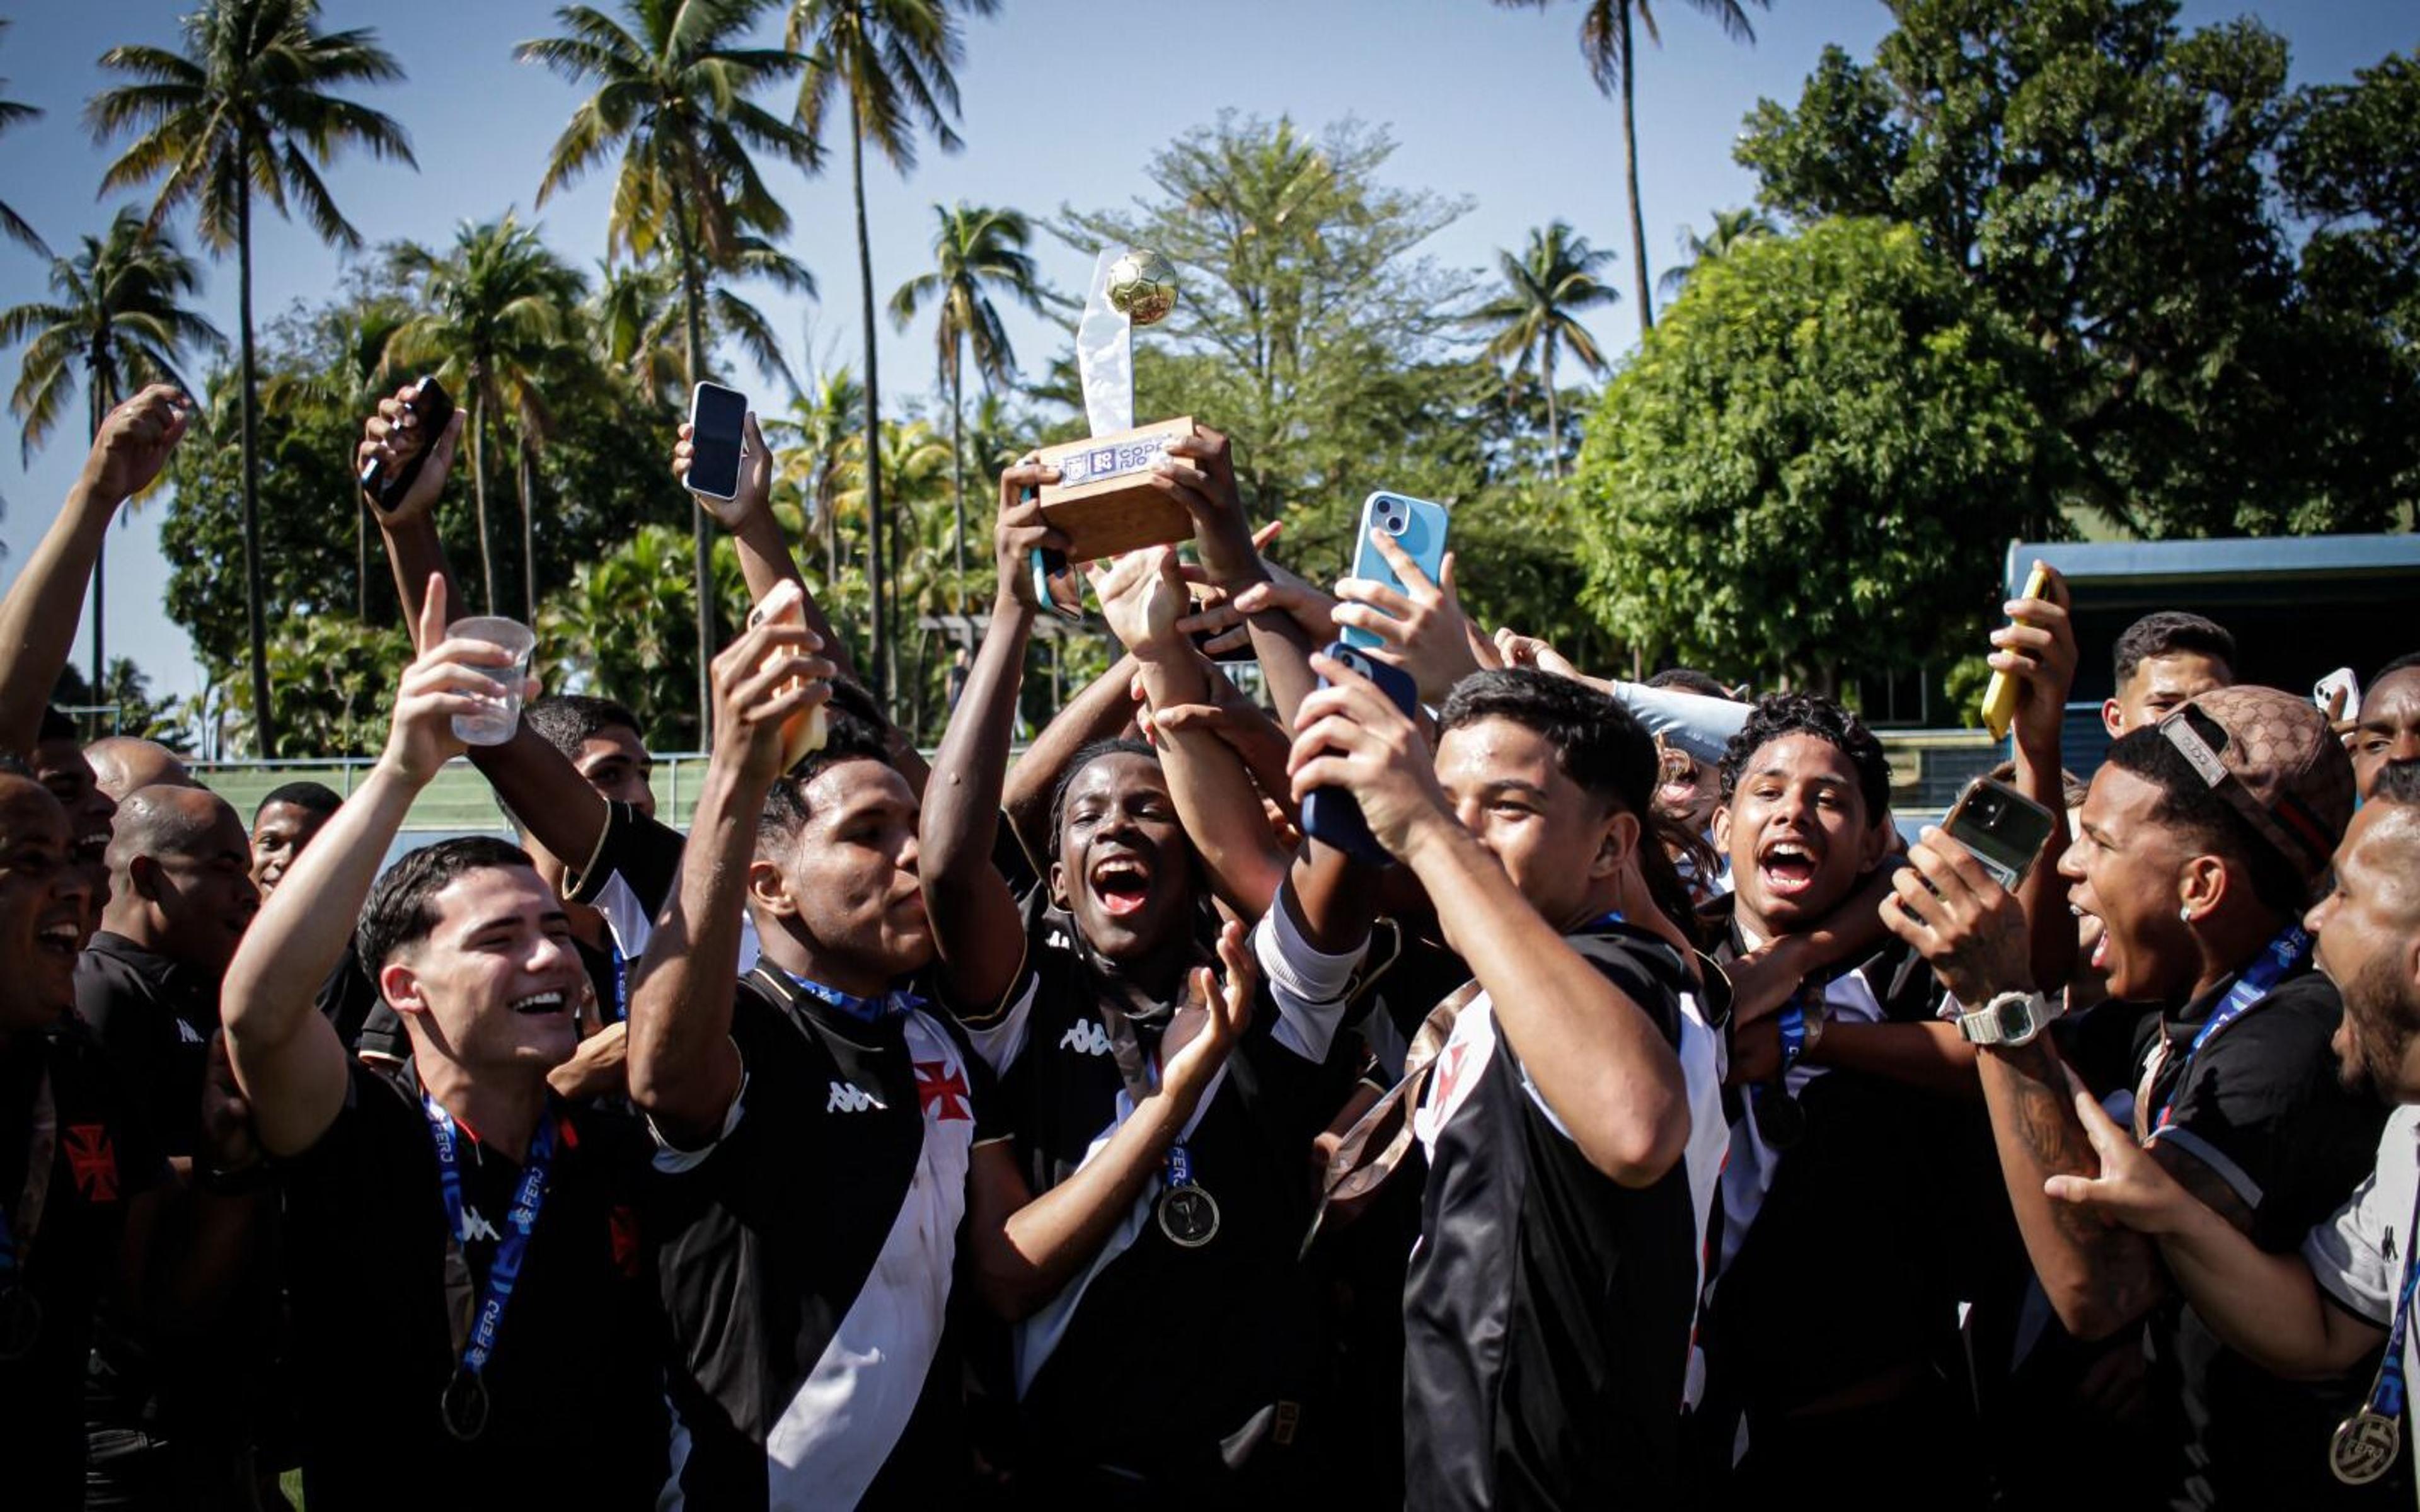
[0,0,2404,712]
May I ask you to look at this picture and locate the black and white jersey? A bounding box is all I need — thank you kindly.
[948,883,1361,1491]
[1401,922,1711,1511]
[648,969,1004,1509]
[569,800,761,975]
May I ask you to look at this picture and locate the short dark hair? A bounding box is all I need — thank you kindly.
[2103,714,2307,917]
[1718,692,1892,820]
[758,702,898,850]
[522,694,644,759]
[1048,738,1160,854]
[355,836,538,976]
[37,706,74,744]
[2372,760,2420,808]
[258,781,342,822]
[2113,612,2236,689]
[2371,653,2420,688]
[1439,670,1658,819]
[1646,667,1734,702]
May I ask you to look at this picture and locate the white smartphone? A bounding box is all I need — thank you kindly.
[684,382,747,501]
[2315,667,2361,721]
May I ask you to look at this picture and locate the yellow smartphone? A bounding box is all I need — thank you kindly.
[1980,561,2051,741]
[745,580,829,771]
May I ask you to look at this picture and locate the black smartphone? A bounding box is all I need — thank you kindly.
[684,382,747,500]
[1300,642,1422,868]
[359,376,454,513]
[1940,777,2059,892]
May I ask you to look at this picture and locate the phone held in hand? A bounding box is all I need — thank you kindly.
[1941,776,2058,893]
[1301,641,1421,868]
[1341,491,1450,652]
[684,382,748,501]
[2315,667,2361,721]
[1979,561,2051,742]
[360,376,454,513]
[744,580,828,772]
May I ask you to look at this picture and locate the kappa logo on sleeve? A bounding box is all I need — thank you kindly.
[1059,1020,1114,1058]
[826,1082,887,1114]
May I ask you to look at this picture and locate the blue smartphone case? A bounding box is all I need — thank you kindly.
[1301,641,1422,868]
[1340,491,1451,651]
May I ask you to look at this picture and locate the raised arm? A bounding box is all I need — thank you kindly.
[0,386,188,753]
[1092,547,1288,921]
[2044,1083,2384,1379]
[1991,560,2082,994]
[623,617,831,1144]
[1884,830,2172,1339]
[1155,428,1322,726]
[358,391,621,875]
[919,462,1063,1010]
[1289,655,1690,1185]
[223,580,521,1156]
[967,923,1255,1319]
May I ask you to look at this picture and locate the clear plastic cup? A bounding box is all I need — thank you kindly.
[444,616,536,747]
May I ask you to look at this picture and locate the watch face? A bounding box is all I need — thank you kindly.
[1996,998,2033,1041]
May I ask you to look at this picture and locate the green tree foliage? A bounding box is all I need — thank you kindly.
[0,21,46,258]
[1060,115,1480,580]
[1736,0,2412,538]
[1575,219,2066,690]
[89,0,415,753]
[52,658,195,750]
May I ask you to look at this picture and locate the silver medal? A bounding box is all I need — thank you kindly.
[2331,1407,2401,1486]
[1156,1183,1221,1248]
[439,1368,492,1443]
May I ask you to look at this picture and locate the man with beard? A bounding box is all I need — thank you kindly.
[1886,685,2385,1506]
[2016,759,2420,1498]
[2348,656,2420,800]
[917,461,1356,1504]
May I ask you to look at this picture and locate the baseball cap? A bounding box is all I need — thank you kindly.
[2157,686,2354,894]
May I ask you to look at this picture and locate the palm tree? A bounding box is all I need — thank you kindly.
[262,293,408,617]
[589,239,809,406]
[0,22,51,258]
[1492,0,1766,340]
[888,201,1040,615]
[1,207,224,691]
[518,0,815,742]
[766,365,866,588]
[1466,220,1617,479]
[387,212,590,622]
[89,0,414,755]
[788,0,995,707]
[1659,206,1775,296]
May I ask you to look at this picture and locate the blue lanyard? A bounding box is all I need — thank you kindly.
[1777,983,1817,1075]
[1583,909,1627,932]
[422,1096,559,1384]
[779,971,925,1025]
[604,940,627,1026]
[2150,925,2310,1133]
[2377,1195,2420,1421]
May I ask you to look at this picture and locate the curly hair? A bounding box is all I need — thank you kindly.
[1717,692,1891,822]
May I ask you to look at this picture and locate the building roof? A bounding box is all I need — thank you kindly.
[2007,534,2420,598]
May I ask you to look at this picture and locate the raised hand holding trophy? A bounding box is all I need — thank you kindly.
[1028,248,1199,616]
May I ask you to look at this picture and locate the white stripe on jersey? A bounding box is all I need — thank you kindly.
[756,1009,976,1509]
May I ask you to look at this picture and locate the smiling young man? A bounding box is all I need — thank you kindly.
[1886,685,2384,1507]
[1281,662,1713,1510]
[911,465,1357,1503]
[248,781,342,903]
[219,584,667,1508]
[626,608,1253,1508]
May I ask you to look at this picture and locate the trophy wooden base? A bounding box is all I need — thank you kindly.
[1034,416,1200,561]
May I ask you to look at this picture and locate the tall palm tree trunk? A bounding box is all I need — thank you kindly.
[672,198,715,747]
[948,345,966,618]
[517,437,538,626]
[468,389,497,613]
[1541,337,1563,480]
[850,91,891,709]
[236,168,275,755]
[1618,6,1654,339]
